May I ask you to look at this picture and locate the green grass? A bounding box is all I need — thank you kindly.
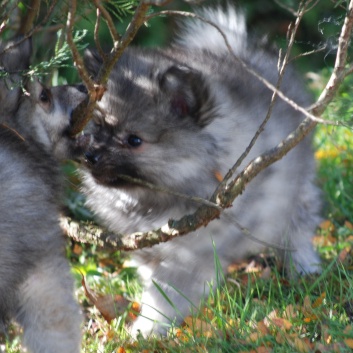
[72,251,353,353]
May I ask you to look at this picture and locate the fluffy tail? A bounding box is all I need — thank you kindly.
[175,6,247,55]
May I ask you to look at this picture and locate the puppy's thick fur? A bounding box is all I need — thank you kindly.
[0,39,85,352]
[80,7,321,335]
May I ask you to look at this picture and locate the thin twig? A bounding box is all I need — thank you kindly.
[273,0,297,15]
[94,8,105,59]
[223,214,296,251]
[303,0,322,15]
[66,0,95,92]
[97,0,150,83]
[93,0,120,44]
[66,0,103,137]
[69,0,153,136]
[217,0,310,193]
[289,44,327,63]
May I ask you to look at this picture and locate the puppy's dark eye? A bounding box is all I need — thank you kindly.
[40,88,51,104]
[127,134,142,147]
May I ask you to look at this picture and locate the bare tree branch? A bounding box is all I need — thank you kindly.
[309,0,353,115]
[66,0,96,93]
[97,0,150,82]
[68,0,152,136]
[94,8,105,59]
[18,0,41,35]
[93,0,120,44]
[220,0,310,190]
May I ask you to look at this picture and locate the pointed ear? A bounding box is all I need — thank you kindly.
[159,65,213,126]
[0,37,32,73]
[0,37,32,118]
[84,49,103,78]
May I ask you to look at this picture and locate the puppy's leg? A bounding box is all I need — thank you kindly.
[129,241,217,336]
[284,227,321,275]
[283,181,321,275]
[15,256,82,353]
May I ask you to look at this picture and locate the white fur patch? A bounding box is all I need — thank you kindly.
[175,6,247,55]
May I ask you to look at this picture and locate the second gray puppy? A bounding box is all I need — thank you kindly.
[0,39,86,352]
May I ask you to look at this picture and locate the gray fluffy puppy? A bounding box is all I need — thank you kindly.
[0,39,86,352]
[79,6,321,335]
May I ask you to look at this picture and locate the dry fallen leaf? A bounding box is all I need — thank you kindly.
[284,304,296,320]
[321,324,331,344]
[257,320,270,336]
[293,337,311,353]
[256,347,272,353]
[174,328,190,343]
[338,247,351,262]
[183,317,215,338]
[239,348,272,353]
[312,234,337,247]
[319,220,335,233]
[81,275,135,323]
[343,325,353,348]
[344,338,353,349]
[302,295,318,322]
[271,318,292,330]
[312,292,326,308]
[315,342,346,353]
[303,295,311,311]
[344,220,353,230]
[247,332,263,343]
[72,243,83,255]
[301,293,325,323]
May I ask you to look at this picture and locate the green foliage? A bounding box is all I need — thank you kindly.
[105,0,140,22]
[29,30,88,82]
[314,70,353,221]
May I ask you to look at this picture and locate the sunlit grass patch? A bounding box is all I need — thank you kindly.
[67,245,353,353]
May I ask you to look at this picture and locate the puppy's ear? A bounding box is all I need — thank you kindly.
[84,49,103,77]
[159,65,214,126]
[0,37,32,73]
[0,37,32,118]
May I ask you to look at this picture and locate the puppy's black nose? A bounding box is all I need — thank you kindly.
[84,151,100,165]
[76,84,88,94]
